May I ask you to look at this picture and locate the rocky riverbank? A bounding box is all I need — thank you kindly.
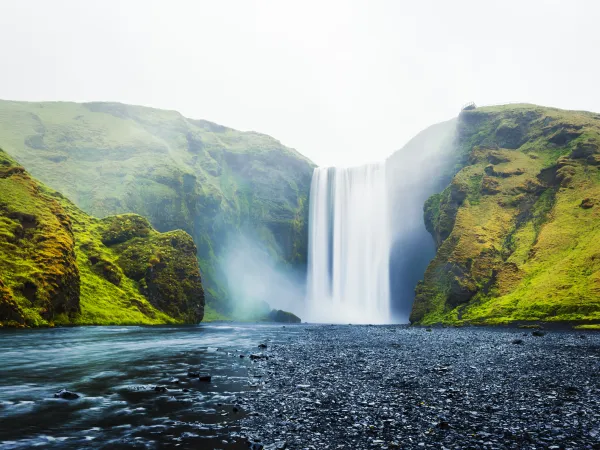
[240,325,600,449]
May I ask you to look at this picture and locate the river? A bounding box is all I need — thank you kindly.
[0,324,297,449]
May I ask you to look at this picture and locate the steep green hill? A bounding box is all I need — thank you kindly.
[0,149,204,327]
[0,100,314,311]
[411,104,600,326]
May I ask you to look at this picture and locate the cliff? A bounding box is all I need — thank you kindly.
[411,104,600,326]
[0,149,204,326]
[0,100,314,312]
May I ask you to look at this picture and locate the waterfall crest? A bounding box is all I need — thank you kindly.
[306,163,391,324]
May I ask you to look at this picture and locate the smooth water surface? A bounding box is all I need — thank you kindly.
[0,324,300,449]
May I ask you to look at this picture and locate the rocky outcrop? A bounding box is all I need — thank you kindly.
[105,219,204,323]
[0,149,204,326]
[0,151,80,326]
[412,104,600,326]
[266,309,301,323]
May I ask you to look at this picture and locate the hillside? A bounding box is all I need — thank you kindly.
[0,149,204,326]
[411,104,600,326]
[0,100,315,311]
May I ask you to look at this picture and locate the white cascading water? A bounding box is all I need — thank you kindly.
[306,163,391,323]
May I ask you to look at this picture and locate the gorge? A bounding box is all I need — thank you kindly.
[1,101,600,327]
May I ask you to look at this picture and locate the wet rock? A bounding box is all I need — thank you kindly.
[247,439,264,450]
[258,343,268,349]
[532,331,546,337]
[512,339,524,344]
[187,371,200,378]
[54,389,79,400]
[250,353,268,360]
[437,420,451,429]
[198,375,211,382]
[238,325,600,449]
[154,386,168,393]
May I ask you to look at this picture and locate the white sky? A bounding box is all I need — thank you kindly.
[0,0,598,166]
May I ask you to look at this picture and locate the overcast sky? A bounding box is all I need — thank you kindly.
[0,0,598,166]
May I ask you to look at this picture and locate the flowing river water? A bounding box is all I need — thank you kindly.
[0,324,299,449]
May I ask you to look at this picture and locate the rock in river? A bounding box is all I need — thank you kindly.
[54,389,79,400]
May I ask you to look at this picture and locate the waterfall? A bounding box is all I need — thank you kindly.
[306,163,391,324]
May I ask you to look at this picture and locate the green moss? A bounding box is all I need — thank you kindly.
[574,324,600,330]
[413,104,600,327]
[0,149,204,327]
[0,100,315,313]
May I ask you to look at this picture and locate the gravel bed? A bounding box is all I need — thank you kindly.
[238,325,600,450]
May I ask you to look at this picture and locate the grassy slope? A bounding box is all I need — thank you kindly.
[0,100,314,311]
[0,149,204,327]
[412,104,600,325]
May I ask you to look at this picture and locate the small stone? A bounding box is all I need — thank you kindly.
[54,389,79,400]
[532,331,546,337]
[512,339,524,345]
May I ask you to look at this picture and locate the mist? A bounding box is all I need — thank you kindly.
[221,232,306,320]
[386,118,458,322]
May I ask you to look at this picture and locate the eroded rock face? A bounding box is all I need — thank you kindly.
[0,150,80,326]
[412,105,600,326]
[0,149,204,327]
[103,219,205,324]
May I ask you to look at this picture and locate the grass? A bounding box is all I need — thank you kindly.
[413,104,600,326]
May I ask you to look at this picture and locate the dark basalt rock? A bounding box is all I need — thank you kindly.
[532,331,546,337]
[258,343,267,349]
[154,386,168,393]
[198,375,211,382]
[54,389,79,400]
[266,309,301,324]
[250,353,268,360]
[240,325,600,449]
[512,339,524,344]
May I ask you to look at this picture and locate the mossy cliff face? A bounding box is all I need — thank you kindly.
[0,149,204,327]
[0,100,314,312]
[412,104,600,325]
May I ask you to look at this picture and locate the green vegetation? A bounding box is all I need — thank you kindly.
[0,100,314,313]
[412,104,600,326]
[0,149,204,327]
